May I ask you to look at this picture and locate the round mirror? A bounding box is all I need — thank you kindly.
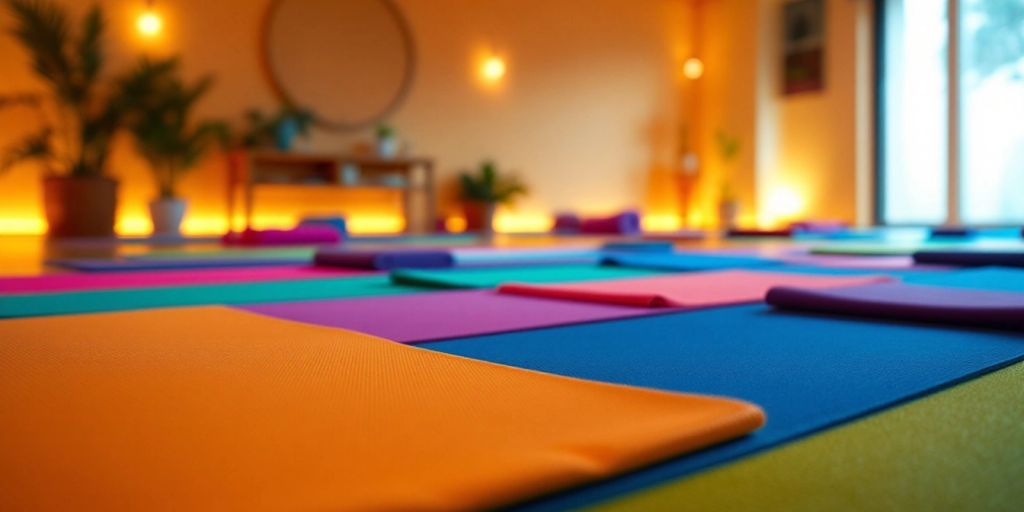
[263,0,415,131]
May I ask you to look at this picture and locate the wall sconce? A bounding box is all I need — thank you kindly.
[682,57,704,80]
[479,55,507,84]
[136,1,163,38]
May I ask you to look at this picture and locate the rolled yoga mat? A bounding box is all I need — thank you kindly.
[580,211,642,235]
[422,304,1024,511]
[913,249,1024,267]
[0,275,419,318]
[391,264,665,289]
[0,266,368,294]
[240,289,666,343]
[314,248,455,270]
[497,270,890,308]
[602,251,781,271]
[0,307,764,511]
[766,282,1024,330]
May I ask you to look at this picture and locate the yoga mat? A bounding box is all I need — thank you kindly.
[588,360,1024,512]
[580,211,642,235]
[498,270,889,308]
[0,307,764,511]
[913,248,1024,267]
[726,228,793,238]
[314,248,454,270]
[129,247,319,261]
[766,282,1024,330]
[0,275,418,318]
[422,305,1024,511]
[810,241,975,256]
[452,247,602,266]
[777,253,921,269]
[0,266,369,295]
[223,226,341,246]
[240,290,665,343]
[602,241,675,253]
[790,220,849,234]
[48,256,309,272]
[602,251,781,271]
[903,267,1024,292]
[391,264,665,289]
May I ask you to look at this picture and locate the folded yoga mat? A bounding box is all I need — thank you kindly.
[0,275,417,318]
[0,266,367,295]
[240,289,666,343]
[913,248,1024,267]
[222,226,342,246]
[0,307,764,511]
[391,264,665,289]
[451,247,602,266]
[314,247,455,270]
[48,255,311,272]
[602,251,781,271]
[766,282,1024,330]
[422,305,1024,511]
[498,270,889,308]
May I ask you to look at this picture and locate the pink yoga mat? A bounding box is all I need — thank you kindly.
[238,290,661,343]
[497,270,892,308]
[0,266,371,295]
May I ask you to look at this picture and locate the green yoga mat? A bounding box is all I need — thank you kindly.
[390,264,664,289]
[589,360,1024,512]
[0,276,421,318]
[130,247,318,261]
[810,239,1024,257]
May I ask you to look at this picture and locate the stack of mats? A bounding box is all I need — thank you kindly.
[3,238,1024,510]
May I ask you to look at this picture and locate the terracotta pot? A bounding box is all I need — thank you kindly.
[149,197,187,236]
[463,201,496,233]
[42,176,118,238]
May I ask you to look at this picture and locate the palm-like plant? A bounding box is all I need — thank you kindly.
[123,58,227,199]
[458,160,527,205]
[0,0,121,177]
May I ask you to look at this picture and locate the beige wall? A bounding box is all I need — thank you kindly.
[0,0,692,235]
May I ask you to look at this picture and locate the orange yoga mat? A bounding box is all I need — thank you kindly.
[0,307,764,511]
[498,269,892,308]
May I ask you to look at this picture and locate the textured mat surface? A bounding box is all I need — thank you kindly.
[391,264,663,289]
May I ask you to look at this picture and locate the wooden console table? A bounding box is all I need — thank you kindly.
[226,151,436,234]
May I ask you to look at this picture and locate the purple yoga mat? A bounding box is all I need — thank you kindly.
[0,266,371,295]
[580,211,642,235]
[238,290,661,343]
[223,226,342,246]
[766,282,1024,330]
[314,248,454,270]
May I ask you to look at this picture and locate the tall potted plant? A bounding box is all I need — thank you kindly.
[458,160,527,234]
[123,58,226,236]
[0,0,140,237]
[715,130,741,229]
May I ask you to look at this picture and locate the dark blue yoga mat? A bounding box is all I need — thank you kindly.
[904,267,1024,292]
[422,305,1024,511]
[602,251,781,271]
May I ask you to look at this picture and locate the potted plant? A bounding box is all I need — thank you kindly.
[715,130,741,229]
[0,0,139,237]
[375,123,398,158]
[237,105,314,151]
[458,160,527,234]
[123,59,227,236]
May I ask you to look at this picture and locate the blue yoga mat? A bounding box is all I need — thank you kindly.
[904,267,1024,292]
[48,257,305,272]
[422,305,1024,510]
[602,252,781,271]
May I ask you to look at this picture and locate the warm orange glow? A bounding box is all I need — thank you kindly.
[136,10,163,37]
[682,57,704,80]
[0,217,46,235]
[641,214,682,232]
[493,213,552,233]
[761,185,806,227]
[445,216,468,233]
[480,56,507,83]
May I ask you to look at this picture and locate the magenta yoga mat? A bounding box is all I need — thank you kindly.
[237,289,664,343]
[0,266,372,295]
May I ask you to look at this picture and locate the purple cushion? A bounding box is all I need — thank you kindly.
[766,282,1024,330]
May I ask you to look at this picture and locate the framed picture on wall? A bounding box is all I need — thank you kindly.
[782,0,825,95]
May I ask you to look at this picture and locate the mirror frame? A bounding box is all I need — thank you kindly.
[260,0,417,132]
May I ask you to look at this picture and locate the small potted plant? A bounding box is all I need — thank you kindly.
[458,160,527,234]
[236,106,313,151]
[715,130,741,229]
[0,0,162,237]
[375,123,398,158]
[124,58,227,236]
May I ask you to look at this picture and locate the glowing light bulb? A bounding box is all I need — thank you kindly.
[683,57,704,80]
[480,56,507,82]
[766,186,805,220]
[136,11,163,37]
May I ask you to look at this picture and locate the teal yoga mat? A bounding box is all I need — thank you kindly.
[390,264,665,289]
[0,275,421,318]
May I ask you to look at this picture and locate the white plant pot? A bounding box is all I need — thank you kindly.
[149,198,187,236]
[377,137,399,158]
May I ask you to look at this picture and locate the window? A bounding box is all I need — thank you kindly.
[878,0,1024,225]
